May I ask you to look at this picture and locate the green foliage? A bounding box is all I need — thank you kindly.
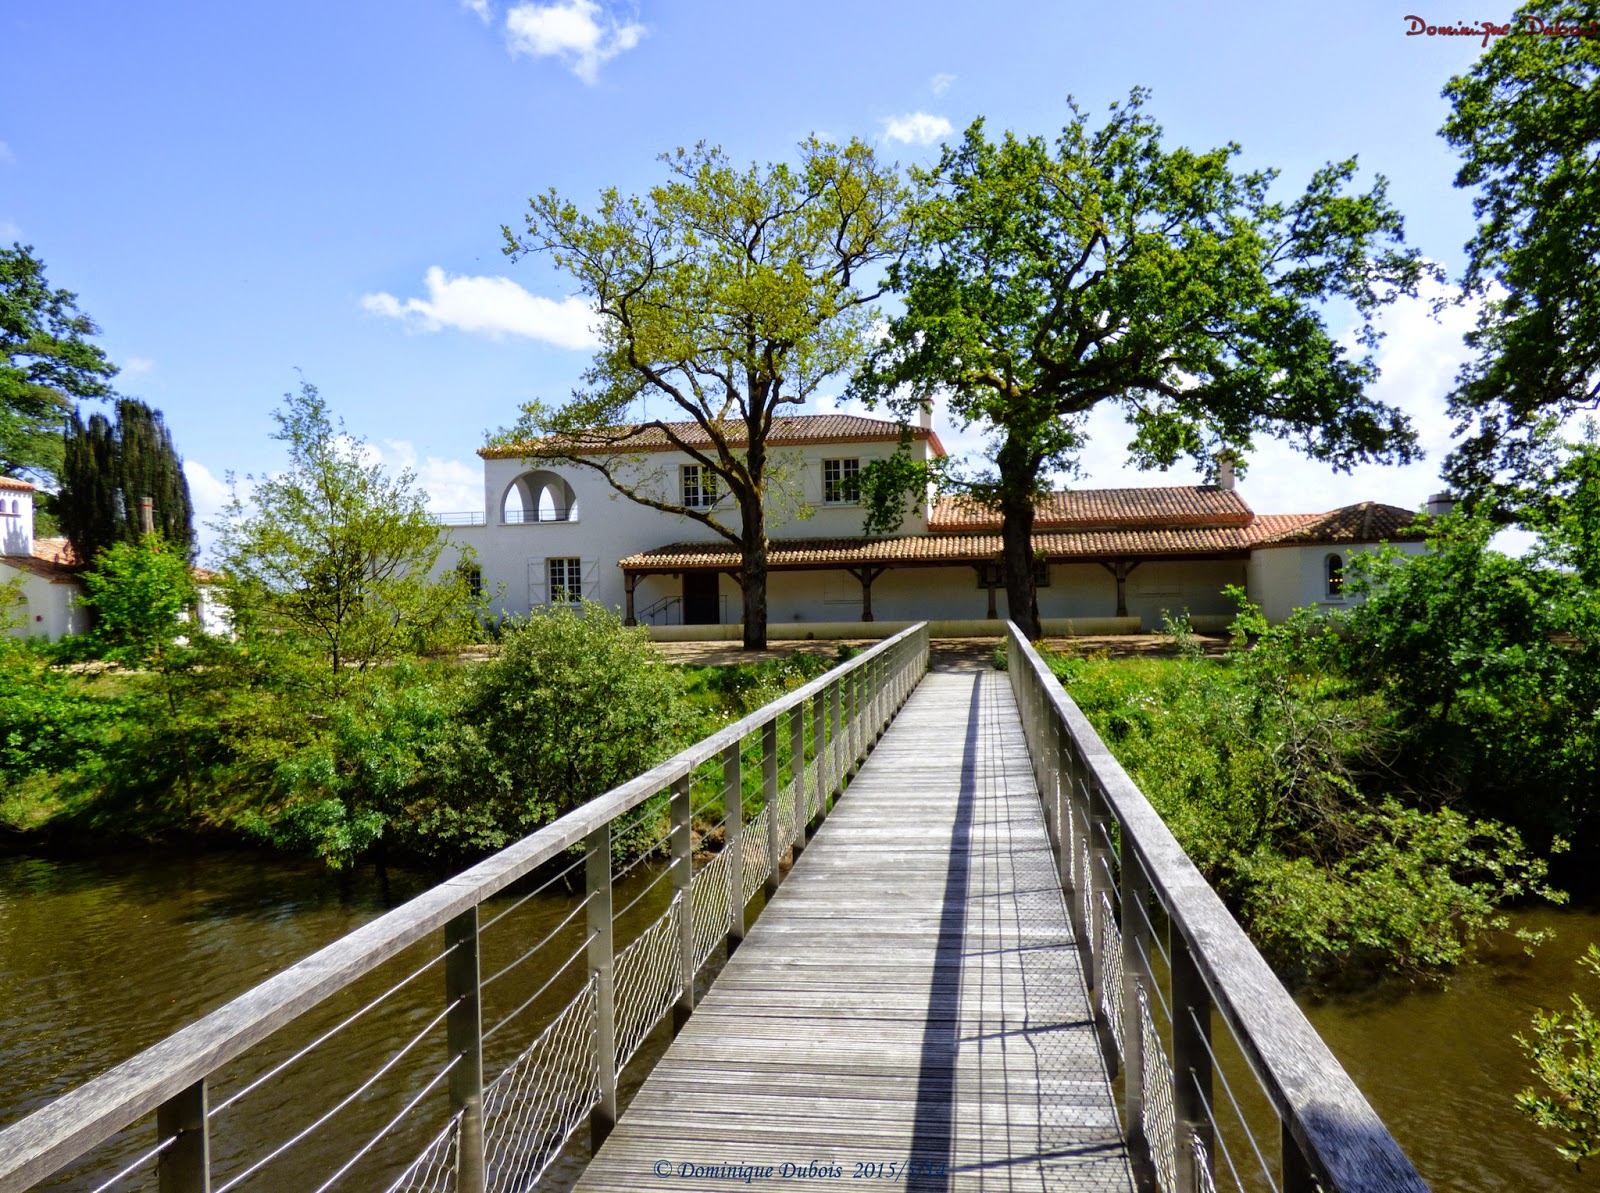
[850,90,1435,637]
[498,139,911,649]
[0,244,117,484]
[79,536,195,665]
[60,398,195,564]
[678,651,834,718]
[1337,505,1600,843]
[1440,5,1600,492]
[260,664,462,869]
[1518,944,1600,1168]
[216,381,481,693]
[1057,609,1559,985]
[421,603,696,855]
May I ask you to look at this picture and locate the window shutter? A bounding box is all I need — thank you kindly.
[528,557,547,607]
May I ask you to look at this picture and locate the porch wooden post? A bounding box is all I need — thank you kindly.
[623,572,637,626]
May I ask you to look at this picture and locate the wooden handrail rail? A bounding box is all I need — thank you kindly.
[1005,623,1428,1193]
[0,624,929,1192]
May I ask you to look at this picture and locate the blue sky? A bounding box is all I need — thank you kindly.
[2,1,1500,555]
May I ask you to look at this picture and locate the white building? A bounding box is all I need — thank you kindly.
[440,415,1428,634]
[0,478,89,641]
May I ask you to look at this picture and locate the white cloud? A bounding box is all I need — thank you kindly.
[374,440,483,513]
[0,219,20,242]
[122,356,155,377]
[504,0,645,83]
[929,73,956,96]
[361,266,599,348]
[461,0,492,20]
[184,460,233,557]
[881,112,953,146]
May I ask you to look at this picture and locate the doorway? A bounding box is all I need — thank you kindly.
[683,573,720,625]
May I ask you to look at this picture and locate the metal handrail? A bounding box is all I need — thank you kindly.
[431,511,487,526]
[1004,623,1428,1193]
[0,624,931,1193]
[501,508,575,524]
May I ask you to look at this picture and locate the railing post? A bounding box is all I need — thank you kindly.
[444,909,486,1193]
[1056,730,1077,915]
[763,718,781,897]
[829,679,844,803]
[155,1079,209,1193]
[586,824,618,1147]
[1121,843,1149,1150]
[671,775,695,1032]
[723,741,745,950]
[790,705,808,858]
[1088,782,1117,1078]
[811,690,828,830]
[1283,1124,1317,1193]
[1171,927,1213,1193]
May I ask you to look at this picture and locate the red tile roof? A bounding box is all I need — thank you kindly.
[621,496,1423,571]
[930,487,1253,532]
[481,414,945,459]
[2,537,80,581]
[1245,503,1424,547]
[0,476,35,493]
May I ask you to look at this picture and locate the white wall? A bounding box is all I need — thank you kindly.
[2,566,86,642]
[1246,543,1427,623]
[0,489,34,557]
[465,437,934,622]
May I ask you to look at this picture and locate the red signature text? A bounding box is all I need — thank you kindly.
[1404,14,1599,44]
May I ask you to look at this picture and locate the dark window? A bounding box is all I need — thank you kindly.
[822,458,861,504]
[682,465,719,509]
[548,557,582,603]
[1325,553,1344,600]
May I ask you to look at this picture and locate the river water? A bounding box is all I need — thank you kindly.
[2,851,1598,1192]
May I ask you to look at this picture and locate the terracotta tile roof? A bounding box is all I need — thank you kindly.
[622,526,1259,571]
[1245,503,1424,547]
[0,477,35,493]
[2,538,80,581]
[622,497,1424,571]
[930,487,1253,532]
[481,414,945,459]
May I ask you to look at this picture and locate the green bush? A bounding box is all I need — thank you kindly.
[418,603,696,855]
[1519,944,1600,1168]
[1053,606,1560,986]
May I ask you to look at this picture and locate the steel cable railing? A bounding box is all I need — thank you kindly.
[1004,623,1427,1193]
[0,622,929,1193]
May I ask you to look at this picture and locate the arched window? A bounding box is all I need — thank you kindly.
[1325,553,1344,600]
[8,500,15,515]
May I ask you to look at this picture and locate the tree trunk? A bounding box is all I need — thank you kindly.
[740,497,769,651]
[1000,490,1040,640]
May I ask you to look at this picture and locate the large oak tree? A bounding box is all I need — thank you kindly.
[0,244,117,485]
[852,92,1434,638]
[1440,3,1600,497]
[497,139,909,650]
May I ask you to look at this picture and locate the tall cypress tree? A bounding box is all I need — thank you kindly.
[60,399,195,562]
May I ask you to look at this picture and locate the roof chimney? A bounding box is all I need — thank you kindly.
[918,403,933,433]
[1216,456,1235,492]
[1426,492,1455,518]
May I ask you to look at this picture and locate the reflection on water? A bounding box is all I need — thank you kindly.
[1300,905,1600,1193]
[0,850,694,1192]
[4,851,1600,1192]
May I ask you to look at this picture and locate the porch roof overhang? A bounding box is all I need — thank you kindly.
[620,528,1257,576]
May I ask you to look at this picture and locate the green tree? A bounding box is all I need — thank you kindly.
[425,603,695,853]
[851,92,1433,638]
[1440,4,1600,495]
[0,244,117,485]
[80,536,196,664]
[1519,944,1600,1168]
[60,398,195,563]
[497,139,910,649]
[215,381,480,692]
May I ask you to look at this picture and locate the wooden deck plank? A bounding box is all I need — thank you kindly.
[575,671,1135,1193]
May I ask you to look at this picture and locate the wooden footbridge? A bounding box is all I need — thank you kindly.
[0,625,1429,1193]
